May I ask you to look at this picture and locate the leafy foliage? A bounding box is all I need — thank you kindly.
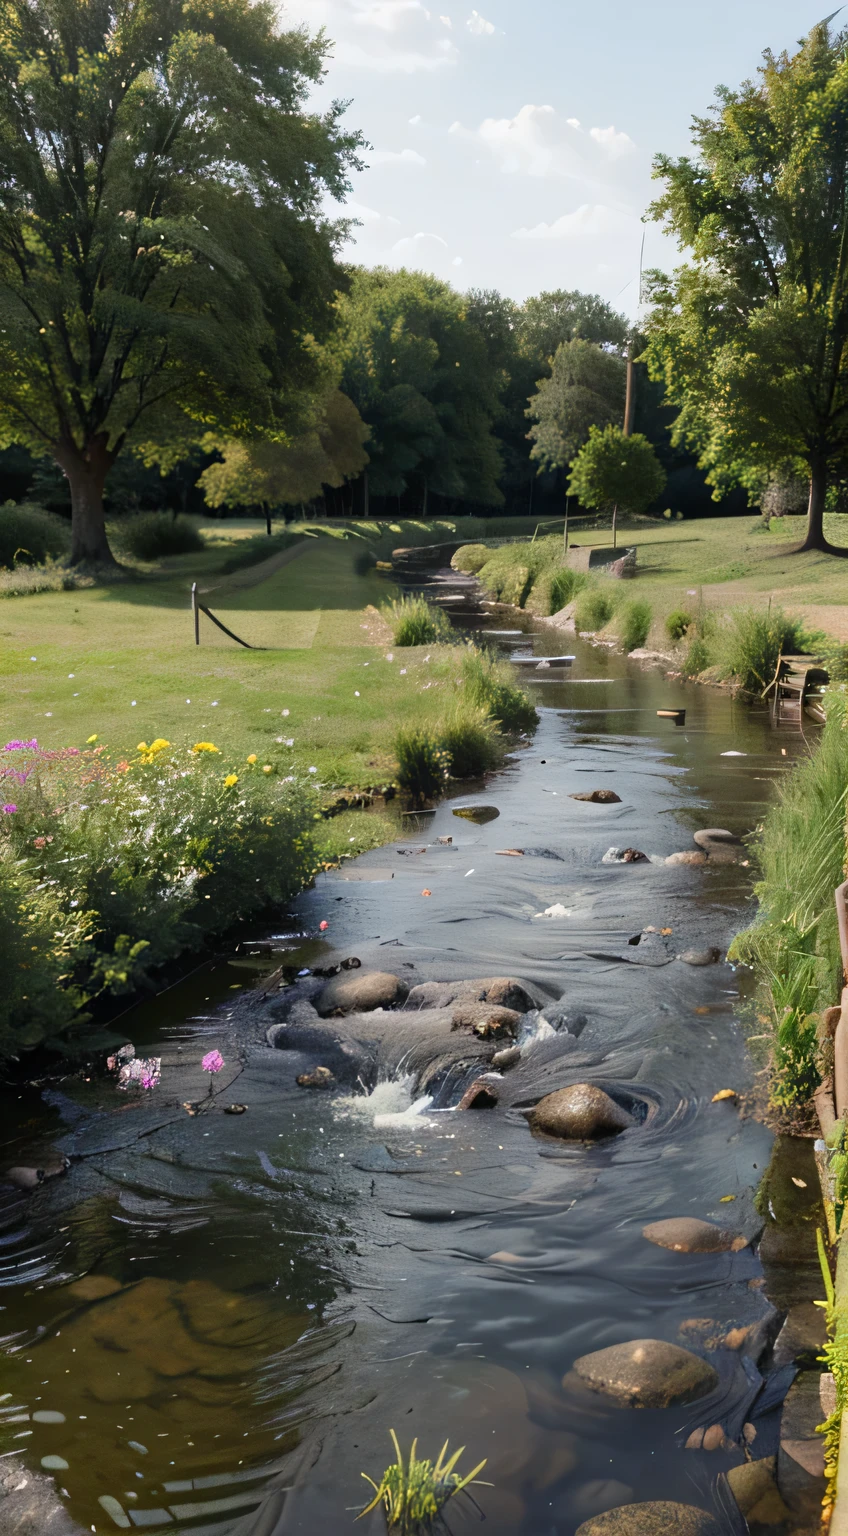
[665,608,692,643]
[358,1430,488,1534]
[0,501,70,568]
[527,339,626,473]
[383,595,453,647]
[574,585,616,632]
[644,19,848,551]
[393,726,451,801]
[199,392,370,511]
[568,425,667,513]
[0,0,363,561]
[459,648,537,733]
[450,543,491,574]
[439,704,500,779]
[720,607,815,693]
[114,513,204,561]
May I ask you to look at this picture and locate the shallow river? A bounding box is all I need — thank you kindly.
[0,580,817,1535]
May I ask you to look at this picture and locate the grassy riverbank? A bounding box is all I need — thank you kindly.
[456,512,848,657]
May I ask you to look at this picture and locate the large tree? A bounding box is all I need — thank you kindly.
[0,0,363,564]
[336,267,504,510]
[526,338,626,475]
[645,18,848,554]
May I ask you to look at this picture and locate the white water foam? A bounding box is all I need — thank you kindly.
[332,1076,436,1130]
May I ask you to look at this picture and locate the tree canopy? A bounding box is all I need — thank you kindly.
[336,267,504,507]
[0,0,363,562]
[199,390,369,513]
[526,339,626,474]
[567,425,666,515]
[644,18,848,553]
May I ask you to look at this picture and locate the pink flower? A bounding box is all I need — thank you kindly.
[319,920,329,932]
[202,1050,224,1074]
[2,804,17,814]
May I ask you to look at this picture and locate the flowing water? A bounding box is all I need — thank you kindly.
[0,564,819,1535]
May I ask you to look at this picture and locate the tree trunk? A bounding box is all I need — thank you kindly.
[795,458,848,554]
[265,504,272,536]
[58,438,116,566]
[624,351,636,438]
[612,504,618,549]
[422,478,428,518]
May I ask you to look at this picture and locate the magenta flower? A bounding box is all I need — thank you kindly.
[3,739,37,752]
[2,804,17,815]
[202,1050,224,1074]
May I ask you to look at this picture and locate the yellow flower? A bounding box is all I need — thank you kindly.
[247,753,257,764]
[224,773,238,788]
[192,742,219,754]
[262,764,272,773]
[86,734,98,744]
[137,742,148,752]
[149,738,170,753]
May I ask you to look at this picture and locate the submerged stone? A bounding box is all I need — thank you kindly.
[530,1085,631,1140]
[665,851,708,866]
[315,970,409,1016]
[570,790,622,804]
[575,1503,721,1536]
[452,805,500,824]
[569,1339,718,1408]
[679,947,723,966]
[296,1067,335,1089]
[693,827,742,851]
[642,1217,748,1254]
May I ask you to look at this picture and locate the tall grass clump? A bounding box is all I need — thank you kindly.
[0,501,70,568]
[438,704,501,779]
[460,648,537,733]
[358,1430,487,1533]
[548,566,588,612]
[0,558,85,598]
[450,543,490,574]
[383,595,453,646]
[619,599,652,652]
[721,607,817,694]
[665,608,692,643]
[394,726,451,800]
[473,535,561,608]
[114,512,205,561]
[0,737,316,1058]
[574,584,616,632]
[730,691,848,1106]
[683,635,711,677]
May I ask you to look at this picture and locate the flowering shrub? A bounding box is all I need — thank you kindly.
[0,737,316,1059]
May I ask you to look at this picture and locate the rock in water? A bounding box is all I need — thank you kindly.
[665,851,708,866]
[530,1085,631,1140]
[576,1502,721,1536]
[693,827,742,851]
[458,1079,499,1109]
[678,947,722,966]
[569,1339,718,1408]
[452,805,499,824]
[492,1045,521,1069]
[570,789,622,804]
[315,970,409,1016]
[296,1067,335,1089]
[642,1217,748,1253]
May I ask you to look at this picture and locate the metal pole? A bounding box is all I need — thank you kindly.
[624,349,636,438]
[192,582,199,646]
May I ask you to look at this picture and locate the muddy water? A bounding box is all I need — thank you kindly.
[0,586,816,1536]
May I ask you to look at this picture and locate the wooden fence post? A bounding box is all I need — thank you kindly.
[192,582,199,645]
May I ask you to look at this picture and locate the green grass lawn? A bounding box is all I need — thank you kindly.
[0,524,481,789]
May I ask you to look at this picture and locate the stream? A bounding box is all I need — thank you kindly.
[0,564,822,1535]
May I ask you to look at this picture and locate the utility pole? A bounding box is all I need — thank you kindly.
[623,229,645,439]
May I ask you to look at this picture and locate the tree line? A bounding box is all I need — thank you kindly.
[0,1,844,560]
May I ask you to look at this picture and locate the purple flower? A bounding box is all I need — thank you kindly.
[2,804,17,814]
[202,1050,224,1074]
[3,739,38,752]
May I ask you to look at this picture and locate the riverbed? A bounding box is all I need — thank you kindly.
[0,588,819,1535]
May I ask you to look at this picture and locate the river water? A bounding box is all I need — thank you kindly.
[0,573,817,1536]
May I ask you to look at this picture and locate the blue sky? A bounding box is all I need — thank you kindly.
[284,0,834,317]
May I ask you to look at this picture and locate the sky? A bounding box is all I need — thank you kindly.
[282,0,835,320]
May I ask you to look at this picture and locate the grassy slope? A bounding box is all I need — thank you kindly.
[0,518,529,791]
[481,513,848,643]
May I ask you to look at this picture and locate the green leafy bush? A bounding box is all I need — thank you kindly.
[0,501,70,569]
[383,595,453,646]
[0,737,316,1057]
[451,543,490,574]
[665,608,692,643]
[439,704,500,779]
[619,599,652,652]
[394,726,451,800]
[721,607,816,693]
[115,513,205,561]
[574,585,615,632]
[460,648,537,733]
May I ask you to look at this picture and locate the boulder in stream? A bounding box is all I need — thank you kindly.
[678,947,723,966]
[576,1504,721,1536]
[570,789,622,804]
[492,1045,521,1069]
[296,1067,335,1089]
[642,1217,748,1254]
[451,1004,520,1037]
[569,1338,718,1408]
[405,977,538,1014]
[315,970,409,1016]
[529,1085,631,1140]
[665,851,708,866]
[693,827,743,852]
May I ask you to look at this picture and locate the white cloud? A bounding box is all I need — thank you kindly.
[354,0,429,29]
[309,0,459,72]
[408,113,422,124]
[344,198,401,225]
[589,124,636,159]
[391,231,450,259]
[450,104,636,182]
[452,255,463,265]
[439,13,452,25]
[368,147,427,165]
[512,203,634,240]
[333,39,457,69]
[466,8,495,33]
